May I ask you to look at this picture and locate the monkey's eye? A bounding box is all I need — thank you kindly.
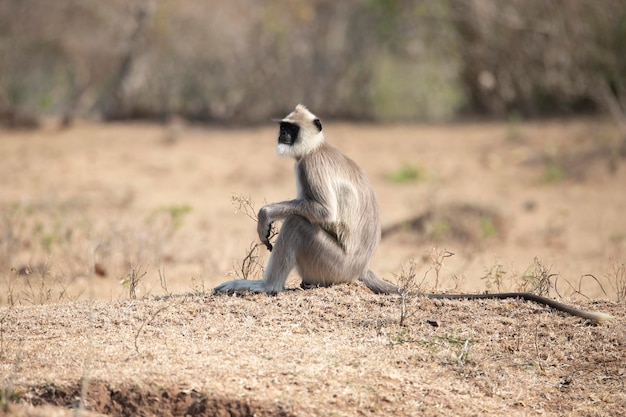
[313,118,322,132]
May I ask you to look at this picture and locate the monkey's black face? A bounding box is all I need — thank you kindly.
[278,122,300,146]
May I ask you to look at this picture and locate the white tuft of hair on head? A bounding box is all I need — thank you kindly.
[276,104,325,159]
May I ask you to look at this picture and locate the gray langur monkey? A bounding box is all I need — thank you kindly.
[214,104,612,324]
[214,104,395,295]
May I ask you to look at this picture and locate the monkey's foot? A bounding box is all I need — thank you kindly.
[213,279,283,295]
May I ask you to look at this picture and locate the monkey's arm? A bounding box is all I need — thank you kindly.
[257,197,336,250]
[258,158,339,249]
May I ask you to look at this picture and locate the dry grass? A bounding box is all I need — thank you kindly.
[0,286,624,416]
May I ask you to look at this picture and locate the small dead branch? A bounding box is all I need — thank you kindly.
[122,264,148,300]
[231,194,259,223]
[231,194,278,279]
[158,268,170,296]
[236,242,266,280]
[0,311,7,360]
[427,247,454,290]
[134,303,172,354]
[457,339,470,365]
[480,262,509,292]
[394,260,428,327]
[606,262,626,302]
[534,323,545,371]
[557,273,608,301]
[21,263,52,305]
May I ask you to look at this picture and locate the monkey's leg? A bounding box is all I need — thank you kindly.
[270,215,357,290]
[254,216,300,293]
[214,216,345,294]
[213,216,299,294]
[213,277,270,294]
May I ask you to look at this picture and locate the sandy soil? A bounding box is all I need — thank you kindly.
[1,118,625,300]
[0,118,625,415]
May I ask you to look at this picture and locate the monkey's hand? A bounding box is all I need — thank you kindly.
[257,207,274,252]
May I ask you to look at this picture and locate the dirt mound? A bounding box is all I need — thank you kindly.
[1,287,624,416]
[9,380,294,417]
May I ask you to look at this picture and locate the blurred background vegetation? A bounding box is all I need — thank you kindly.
[1,0,625,127]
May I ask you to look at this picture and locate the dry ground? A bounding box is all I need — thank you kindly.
[1,287,624,416]
[1,118,625,415]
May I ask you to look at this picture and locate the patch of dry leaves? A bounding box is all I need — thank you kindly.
[1,285,624,416]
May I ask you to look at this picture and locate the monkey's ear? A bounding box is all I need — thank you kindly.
[313,118,322,132]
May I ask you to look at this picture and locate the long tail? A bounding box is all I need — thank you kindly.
[357,274,612,324]
[358,270,400,294]
[424,292,613,324]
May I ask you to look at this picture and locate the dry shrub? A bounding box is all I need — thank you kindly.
[394,260,422,327]
[395,247,460,326]
[607,262,626,302]
[230,194,278,280]
[518,257,554,296]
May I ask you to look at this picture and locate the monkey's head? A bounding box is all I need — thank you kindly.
[274,104,324,159]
